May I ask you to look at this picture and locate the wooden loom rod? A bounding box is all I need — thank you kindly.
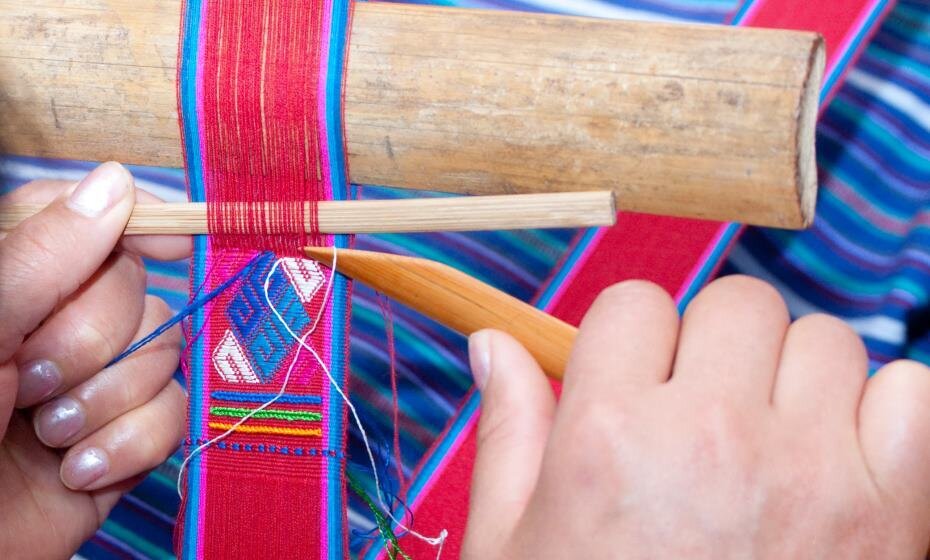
[0,2,824,229]
[0,191,616,234]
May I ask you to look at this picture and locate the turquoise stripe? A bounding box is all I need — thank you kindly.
[676,223,742,310]
[534,228,601,309]
[324,2,353,558]
[178,0,206,555]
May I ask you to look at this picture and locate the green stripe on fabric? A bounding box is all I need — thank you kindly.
[209,406,322,422]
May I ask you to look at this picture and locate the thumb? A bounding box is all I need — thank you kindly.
[463,329,556,559]
[0,162,134,433]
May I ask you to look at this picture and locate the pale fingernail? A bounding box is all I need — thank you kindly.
[34,396,85,447]
[16,359,62,407]
[66,162,131,218]
[61,447,109,489]
[468,330,492,390]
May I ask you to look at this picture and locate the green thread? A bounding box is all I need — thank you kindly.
[347,471,412,560]
[208,406,322,422]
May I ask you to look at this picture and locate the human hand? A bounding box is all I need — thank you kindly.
[0,163,189,559]
[463,277,930,559]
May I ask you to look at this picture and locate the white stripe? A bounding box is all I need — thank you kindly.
[728,245,907,345]
[847,70,930,132]
[0,159,187,202]
[519,0,685,21]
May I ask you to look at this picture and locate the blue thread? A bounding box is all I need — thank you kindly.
[210,391,322,405]
[106,252,273,368]
[190,438,344,458]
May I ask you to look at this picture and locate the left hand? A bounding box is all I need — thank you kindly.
[0,163,190,559]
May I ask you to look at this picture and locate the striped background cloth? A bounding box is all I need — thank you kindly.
[2,0,928,557]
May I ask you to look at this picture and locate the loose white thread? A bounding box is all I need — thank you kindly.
[177,247,447,556]
[176,253,337,497]
[263,248,448,555]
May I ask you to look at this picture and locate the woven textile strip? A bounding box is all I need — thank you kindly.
[378,0,895,556]
[177,1,353,558]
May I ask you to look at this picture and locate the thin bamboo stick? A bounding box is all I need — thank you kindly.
[0,191,615,234]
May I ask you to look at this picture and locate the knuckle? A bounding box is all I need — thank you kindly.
[796,312,852,335]
[561,401,626,466]
[879,358,930,378]
[114,251,147,290]
[73,317,120,366]
[145,295,173,322]
[688,400,754,469]
[597,280,669,309]
[708,275,785,310]
[477,408,519,450]
[2,221,66,301]
[585,281,675,329]
[875,359,930,399]
[795,313,864,350]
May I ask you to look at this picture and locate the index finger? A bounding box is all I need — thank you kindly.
[2,177,191,261]
[0,162,135,362]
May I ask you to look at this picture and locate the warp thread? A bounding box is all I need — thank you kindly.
[111,247,447,554]
[379,294,407,494]
[261,251,449,555]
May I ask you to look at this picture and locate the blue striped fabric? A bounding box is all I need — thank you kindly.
[6,0,928,558]
[722,0,930,372]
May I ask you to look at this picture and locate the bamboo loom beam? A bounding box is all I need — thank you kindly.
[0,2,824,229]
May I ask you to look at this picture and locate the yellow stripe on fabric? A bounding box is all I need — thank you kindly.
[207,422,323,437]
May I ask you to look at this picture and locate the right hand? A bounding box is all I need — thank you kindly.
[464,276,930,559]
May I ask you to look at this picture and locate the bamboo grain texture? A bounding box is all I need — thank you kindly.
[304,247,576,379]
[0,2,824,229]
[0,191,615,234]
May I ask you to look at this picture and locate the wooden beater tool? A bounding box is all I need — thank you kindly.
[305,246,576,379]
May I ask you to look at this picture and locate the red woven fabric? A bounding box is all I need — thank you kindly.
[181,1,348,558]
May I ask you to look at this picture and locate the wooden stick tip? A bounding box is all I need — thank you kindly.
[796,33,826,229]
[303,246,335,265]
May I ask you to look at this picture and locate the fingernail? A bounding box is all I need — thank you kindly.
[61,447,109,489]
[66,162,131,218]
[17,359,62,407]
[34,396,85,446]
[468,330,492,390]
